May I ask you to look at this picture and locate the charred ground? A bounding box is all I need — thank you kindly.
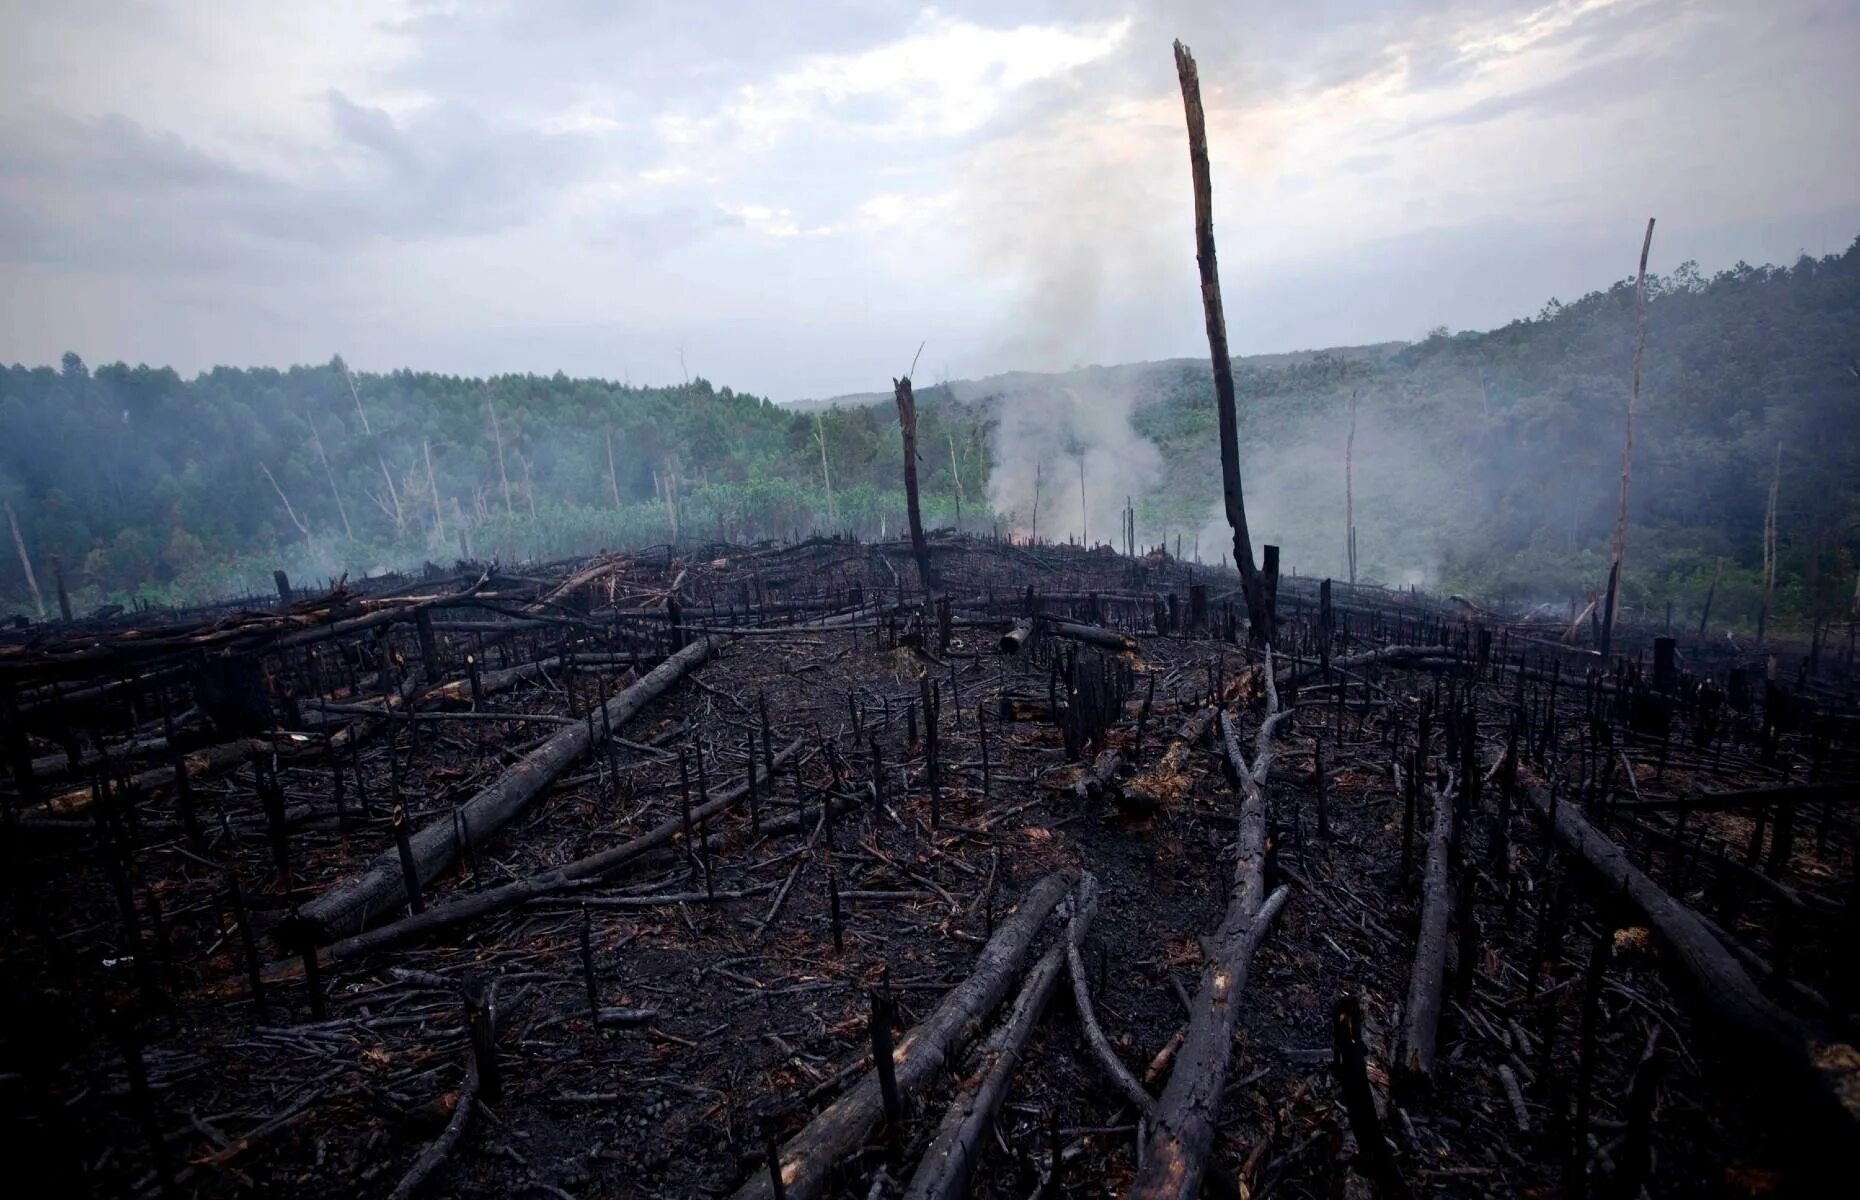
[1,533,1855,1198]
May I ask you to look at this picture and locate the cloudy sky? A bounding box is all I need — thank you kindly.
[2,0,1856,400]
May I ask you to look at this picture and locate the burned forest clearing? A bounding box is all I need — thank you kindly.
[2,531,1857,1199]
[3,14,1860,1200]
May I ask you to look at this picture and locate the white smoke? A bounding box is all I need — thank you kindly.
[979,376,1163,545]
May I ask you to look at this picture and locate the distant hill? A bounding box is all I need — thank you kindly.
[2,239,1855,636]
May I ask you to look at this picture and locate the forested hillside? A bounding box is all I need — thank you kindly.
[3,236,1857,633]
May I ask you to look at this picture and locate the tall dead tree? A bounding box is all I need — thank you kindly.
[1175,40,1273,644]
[605,428,622,510]
[307,415,355,542]
[1601,217,1656,656]
[1077,454,1088,546]
[484,384,514,517]
[1031,461,1042,545]
[946,430,965,532]
[259,461,314,551]
[1699,555,1723,636]
[815,413,837,527]
[423,439,446,545]
[1345,388,1358,585]
[518,452,538,521]
[341,359,404,535]
[1760,441,1781,643]
[661,454,683,543]
[4,500,45,620]
[894,375,938,596]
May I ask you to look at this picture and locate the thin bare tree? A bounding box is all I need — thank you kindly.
[308,414,354,541]
[423,439,446,545]
[605,428,622,510]
[1345,388,1358,585]
[483,383,513,517]
[1175,40,1272,643]
[259,461,314,549]
[1601,217,1657,655]
[4,499,45,619]
[1760,440,1781,642]
[814,413,837,526]
[339,358,404,535]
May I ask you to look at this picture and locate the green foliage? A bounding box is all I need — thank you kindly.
[3,236,1857,628]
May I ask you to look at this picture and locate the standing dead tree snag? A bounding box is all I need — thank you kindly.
[1175,39,1274,644]
[1345,389,1359,585]
[815,412,837,528]
[1601,217,1656,656]
[1760,441,1781,642]
[1130,647,1293,1199]
[484,383,514,518]
[258,461,314,552]
[894,374,938,597]
[308,414,355,542]
[4,500,45,620]
[342,358,405,536]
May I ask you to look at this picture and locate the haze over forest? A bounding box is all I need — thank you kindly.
[1,0,1856,631]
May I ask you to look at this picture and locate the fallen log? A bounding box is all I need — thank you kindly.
[1525,785,1860,1148]
[732,870,1077,1200]
[1049,619,1137,653]
[316,734,803,962]
[293,636,721,943]
[998,620,1032,655]
[33,737,270,817]
[902,874,1100,1200]
[1129,887,1288,1200]
[1611,782,1848,815]
[1074,749,1126,805]
[1397,780,1456,1086]
[1122,707,1215,812]
[1066,875,1154,1115]
[1130,649,1292,1200]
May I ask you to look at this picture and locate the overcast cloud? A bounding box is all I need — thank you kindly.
[1,0,1856,399]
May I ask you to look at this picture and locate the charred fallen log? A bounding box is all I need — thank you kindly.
[902,875,1100,1200]
[1123,707,1215,812]
[1130,648,1293,1199]
[293,636,722,943]
[1397,778,1457,1087]
[1074,749,1126,805]
[316,733,804,961]
[1050,619,1137,653]
[1525,784,1860,1151]
[732,870,1077,1200]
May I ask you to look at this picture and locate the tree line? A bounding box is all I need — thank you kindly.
[2,233,1855,637]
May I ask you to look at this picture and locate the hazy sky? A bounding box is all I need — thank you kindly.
[2,0,1856,400]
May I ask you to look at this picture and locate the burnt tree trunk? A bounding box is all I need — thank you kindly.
[1601,217,1656,658]
[1131,652,1293,1198]
[1526,784,1857,1150]
[733,871,1077,1200]
[322,735,803,961]
[1399,781,1456,1087]
[294,635,721,942]
[902,877,1099,1200]
[1174,40,1271,646]
[894,375,938,598]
